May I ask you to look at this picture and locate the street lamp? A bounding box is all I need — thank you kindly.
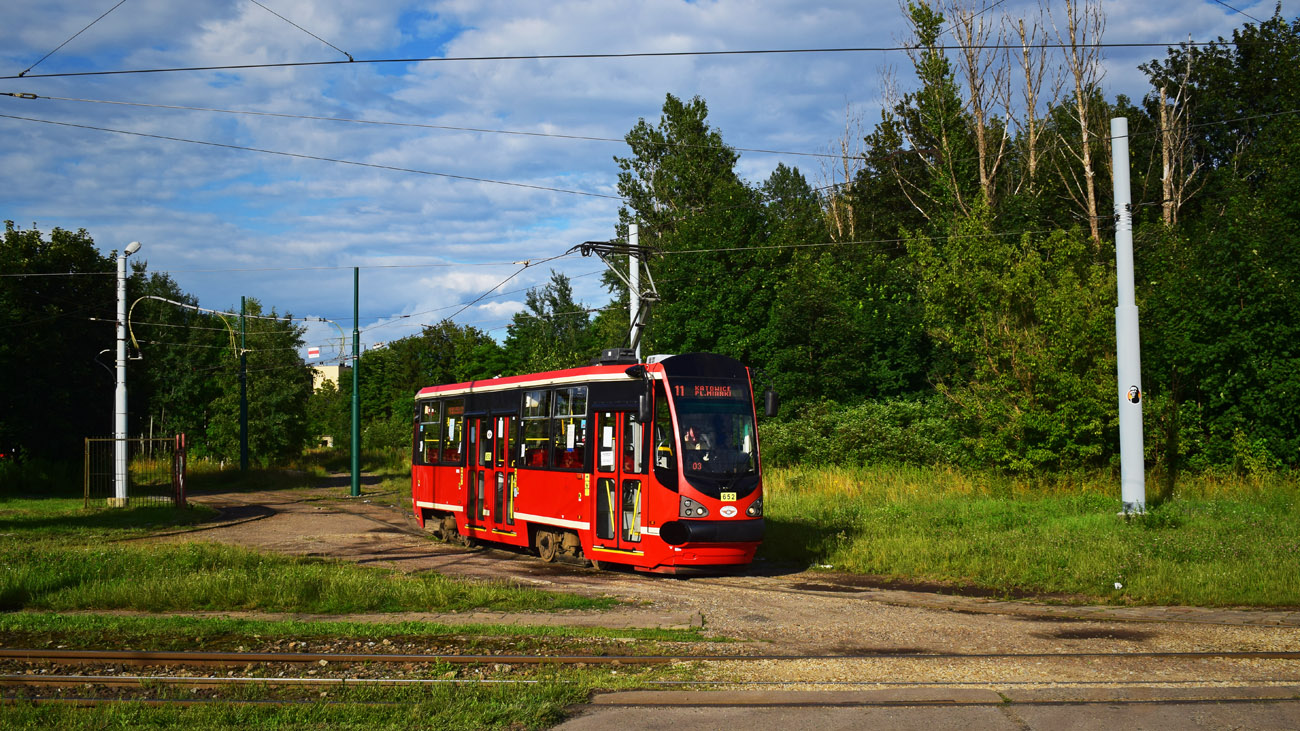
[112,241,141,507]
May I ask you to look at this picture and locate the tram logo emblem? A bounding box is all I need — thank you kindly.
[720,506,738,518]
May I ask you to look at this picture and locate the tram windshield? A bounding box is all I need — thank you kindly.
[671,377,758,478]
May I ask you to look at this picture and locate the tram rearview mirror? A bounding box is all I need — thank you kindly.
[764,387,779,418]
[638,391,651,423]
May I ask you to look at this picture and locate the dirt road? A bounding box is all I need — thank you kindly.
[171,486,1300,691]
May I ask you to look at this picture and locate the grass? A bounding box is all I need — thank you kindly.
[760,465,1300,607]
[0,496,610,615]
[0,466,697,730]
[181,447,411,495]
[0,682,593,730]
[0,612,706,653]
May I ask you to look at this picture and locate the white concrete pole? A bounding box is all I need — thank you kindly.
[1110,118,1146,514]
[113,241,140,507]
[629,223,641,361]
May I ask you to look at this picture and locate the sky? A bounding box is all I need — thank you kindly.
[0,0,1284,363]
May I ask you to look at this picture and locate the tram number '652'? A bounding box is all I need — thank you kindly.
[721,492,736,501]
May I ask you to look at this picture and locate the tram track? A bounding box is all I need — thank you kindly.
[4,673,1299,690]
[6,647,1298,713]
[5,647,1300,668]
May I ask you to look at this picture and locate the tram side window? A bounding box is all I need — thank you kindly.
[507,415,520,468]
[522,390,551,468]
[653,381,678,490]
[418,401,443,465]
[551,386,588,471]
[443,399,465,463]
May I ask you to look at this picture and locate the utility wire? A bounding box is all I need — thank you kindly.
[428,252,572,326]
[1210,0,1265,24]
[245,0,354,62]
[356,268,605,333]
[2,92,847,160]
[136,338,301,352]
[0,40,1247,81]
[14,0,129,78]
[0,113,622,200]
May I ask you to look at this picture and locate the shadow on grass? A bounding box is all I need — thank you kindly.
[313,473,385,490]
[0,503,208,535]
[754,515,864,569]
[186,468,318,494]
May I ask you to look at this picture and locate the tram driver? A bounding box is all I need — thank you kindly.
[683,424,713,455]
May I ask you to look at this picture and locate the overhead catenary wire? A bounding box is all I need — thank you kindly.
[2,92,851,161]
[1210,0,1265,24]
[245,0,354,62]
[13,0,129,78]
[3,96,1295,250]
[356,268,606,334]
[0,113,622,200]
[0,39,1257,81]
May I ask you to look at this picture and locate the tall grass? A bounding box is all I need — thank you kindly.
[762,465,1300,606]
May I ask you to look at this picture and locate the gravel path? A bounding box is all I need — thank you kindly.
[162,487,1300,689]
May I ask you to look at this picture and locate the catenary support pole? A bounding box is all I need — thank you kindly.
[1111,117,1146,514]
[239,295,249,472]
[113,241,141,506]
[630,223,640,361]
[351,267,360,497]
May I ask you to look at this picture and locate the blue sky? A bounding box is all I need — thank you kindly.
[0,0,1283,361]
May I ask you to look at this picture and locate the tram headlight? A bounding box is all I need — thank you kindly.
[746,498,763,517]
[679,496,709,518]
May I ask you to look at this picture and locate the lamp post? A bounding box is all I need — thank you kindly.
[113,241,141,507]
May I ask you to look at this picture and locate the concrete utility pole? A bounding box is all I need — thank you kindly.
[629,223,641,361]
[351,267,361,498]
[113,241,141,507]
[240,295,249,472]
[1111,117,1146,514]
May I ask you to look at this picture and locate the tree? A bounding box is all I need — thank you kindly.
[614,94,772,364]
[1138,112,1300,472]
[0,222,113,460]
[759,164,927,404]
[884,2,982,224]
[908,202,1115,471]
[946,0,1011,207]
[503,271,595,373]
[204,299,312,465]
[1051,0,1108,242]
[126,268,225,445]
[615,94,743,239]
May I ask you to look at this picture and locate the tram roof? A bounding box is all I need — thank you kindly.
[414,352,748,400]
[414,362,658,400]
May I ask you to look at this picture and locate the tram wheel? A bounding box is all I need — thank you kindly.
[440,515,461,544]
[426,519,445,541]
[535,530,558,563]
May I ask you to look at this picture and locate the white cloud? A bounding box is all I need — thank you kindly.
[3,0,1282,351]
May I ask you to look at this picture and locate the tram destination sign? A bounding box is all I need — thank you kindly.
[673,380,745,401]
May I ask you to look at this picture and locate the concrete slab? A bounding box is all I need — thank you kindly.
[1003,685,1300,703]
[559,704,1023,731]
[589,689,1005,706]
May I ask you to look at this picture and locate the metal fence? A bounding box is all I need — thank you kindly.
[84,435,187,508]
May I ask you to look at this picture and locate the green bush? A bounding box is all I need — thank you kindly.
[760,395,961,468]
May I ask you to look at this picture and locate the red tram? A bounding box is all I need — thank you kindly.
[410,351,771,573]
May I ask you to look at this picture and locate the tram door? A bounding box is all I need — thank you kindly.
[465,417,486,534]
[593,411,648,552]
[469,414,517,536]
